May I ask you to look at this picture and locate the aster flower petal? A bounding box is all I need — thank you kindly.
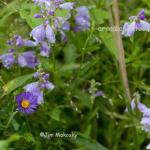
[16,92,38,114]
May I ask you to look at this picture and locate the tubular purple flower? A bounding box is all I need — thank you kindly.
[59,2,75,10]
[45,24,56,43]
[76,6,90,20]
[34,71,40,79]
[24,82,43,104]
[30,25,45,43]
[34,14,43,18]
[138,9,145,20]
[122,9,150,36]
[42,73,50,80]
[18,51,39,69]
[122,22,137,36]
[24,40,37,47]
[40,81,55,90]
[138,102,150,133]
[146,143,150,150]
[40,42,51,57]
[15,35,24,47]
[30,21,55,44]
[0,52,15,69]
[7,40,14,46]
[75,6,90,31]
[95,90,104,97]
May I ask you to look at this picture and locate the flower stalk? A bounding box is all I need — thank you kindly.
[112,0,140,149]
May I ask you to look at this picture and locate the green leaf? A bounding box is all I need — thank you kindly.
[63,44,77,63]
[91,9,109,24]
[99,31,117,59]
[0,134,20,150]
[20,4,43,28]
[56,63,80,74]
[55,9,70,18]
[2,74,33,97]
[72,133,108,150]
[49,108,62,121]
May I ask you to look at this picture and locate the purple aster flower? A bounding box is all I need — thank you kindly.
[15,92,38,114]
[59,2,75,10]
[17,51,39,69]
[24,82,43,104]
[0,53,15,69]
[40,42,51,57]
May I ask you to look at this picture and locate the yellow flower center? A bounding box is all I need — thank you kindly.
[21,99,30,108]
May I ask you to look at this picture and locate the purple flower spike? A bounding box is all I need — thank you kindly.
[0,53,15,69]
[16,92,38,114]
[18,51,39,69]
